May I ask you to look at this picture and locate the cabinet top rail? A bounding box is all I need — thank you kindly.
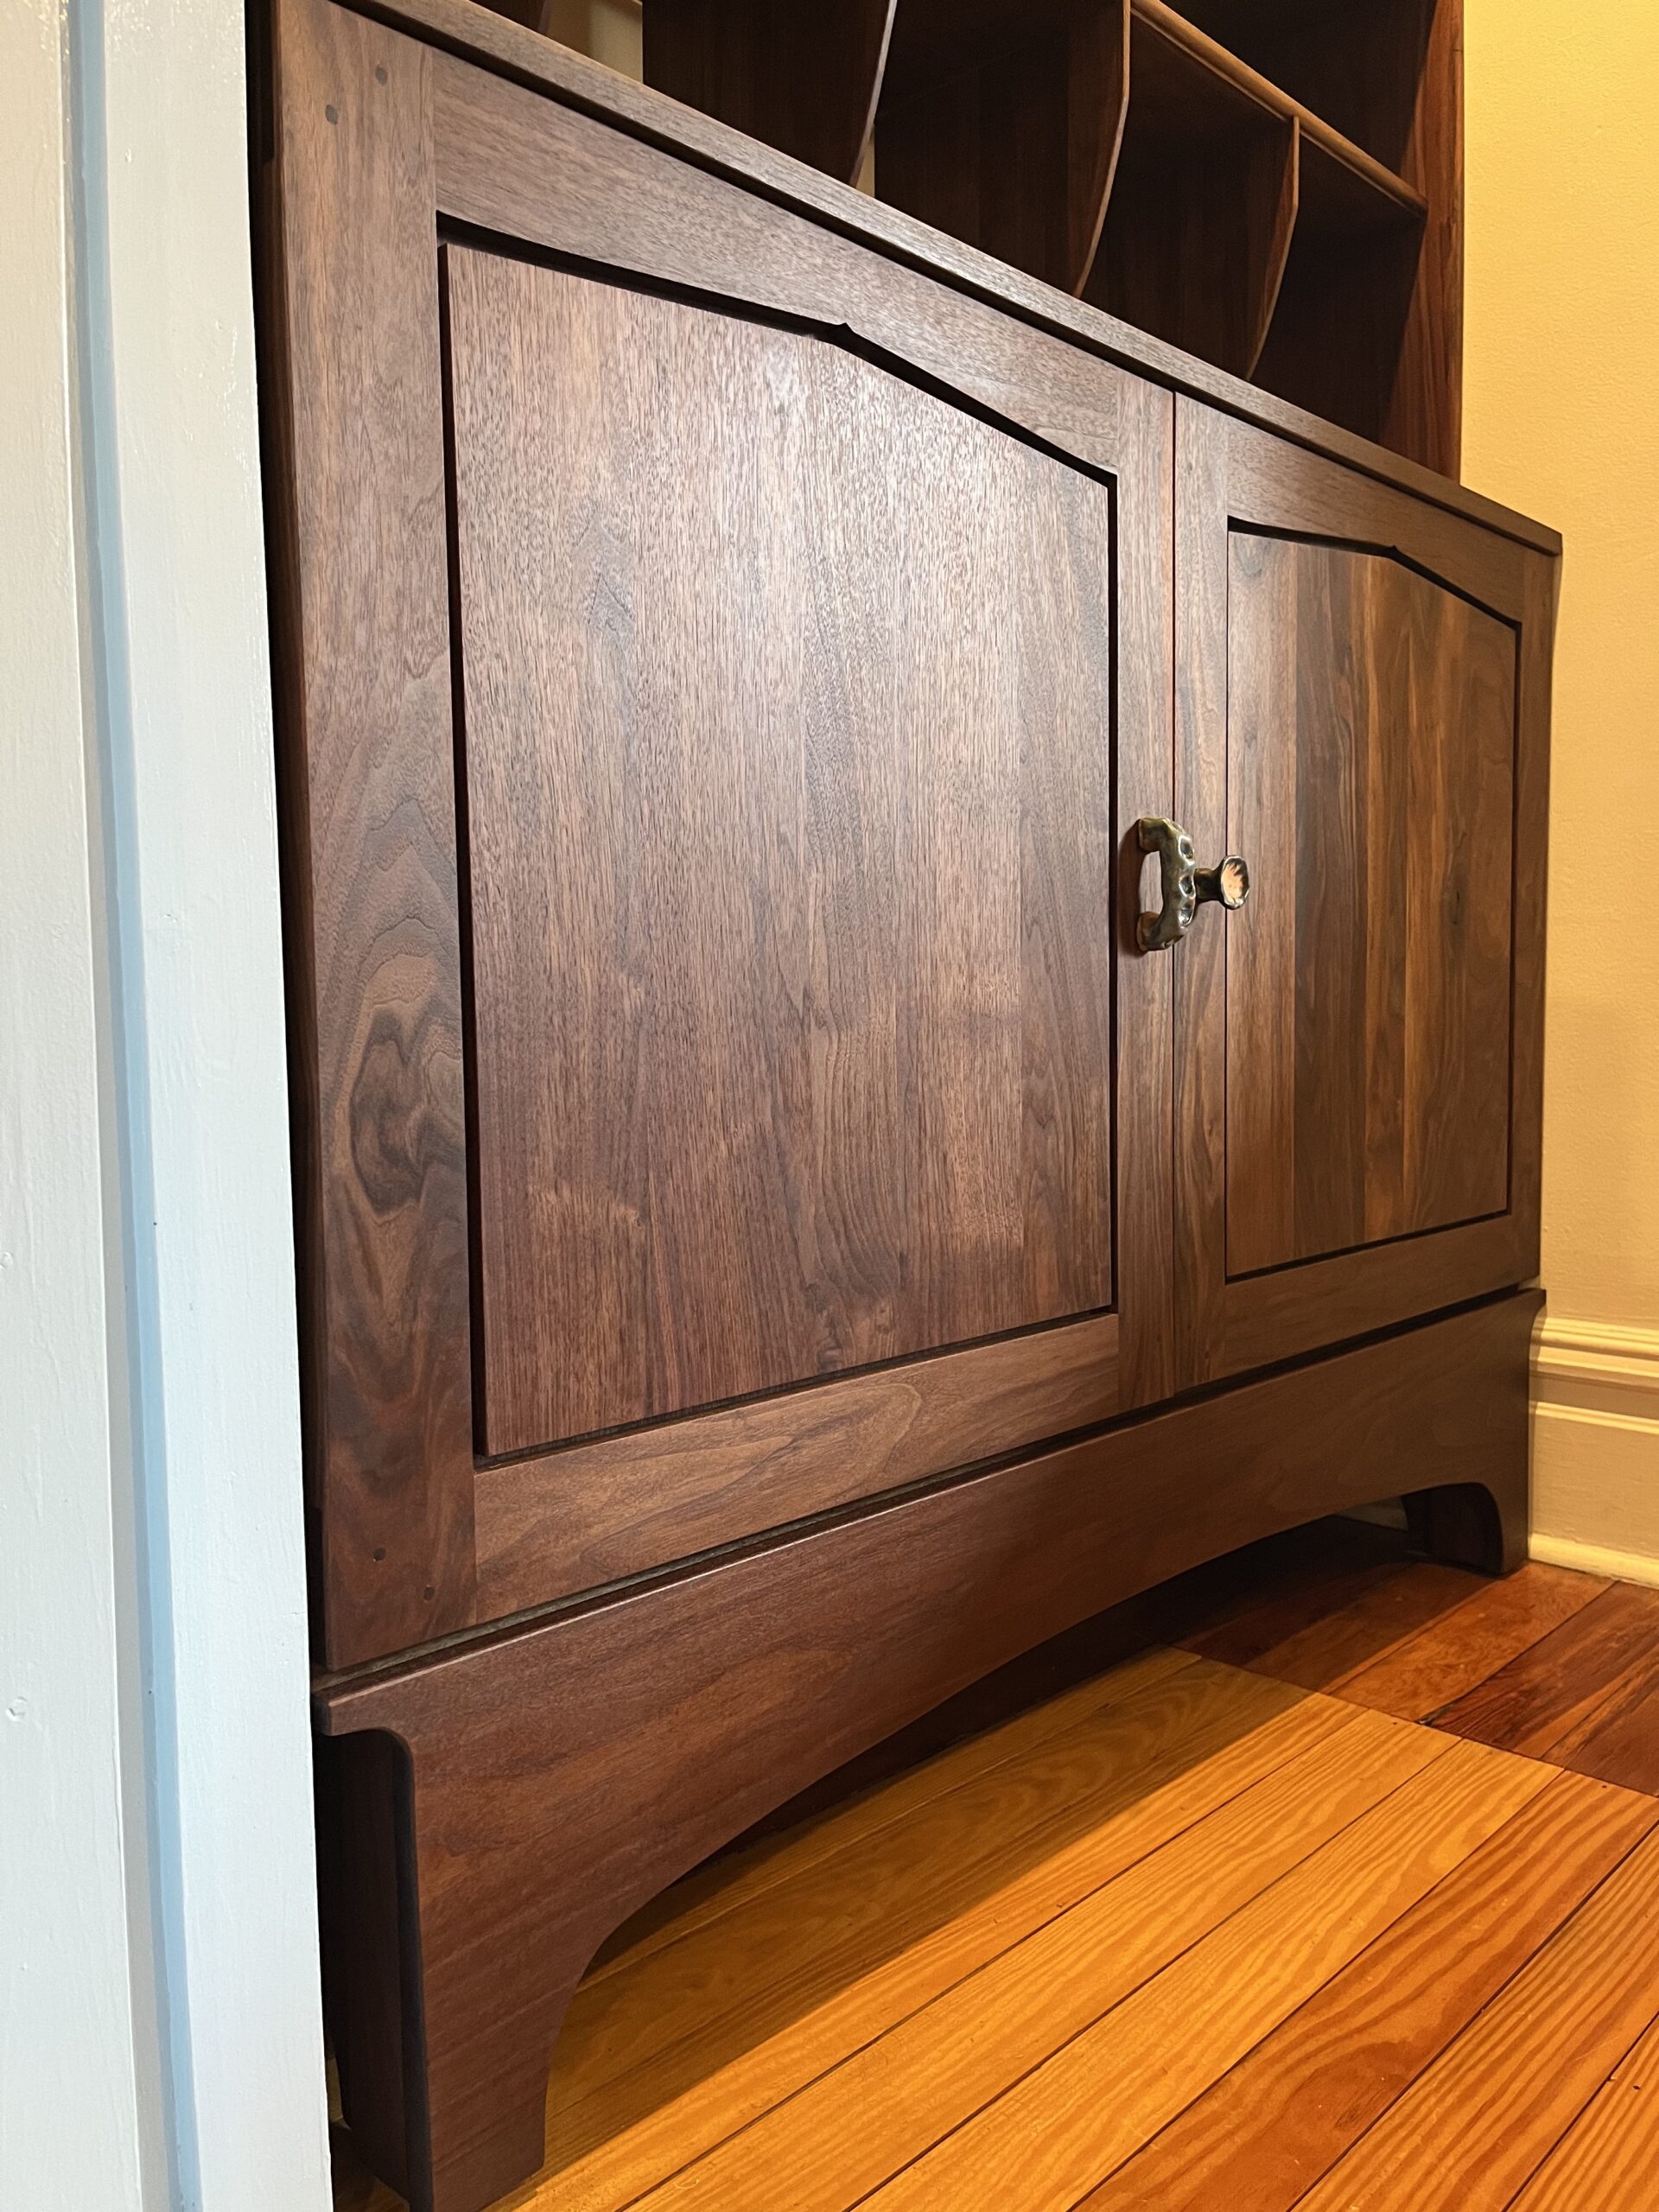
[308,0,1560,556]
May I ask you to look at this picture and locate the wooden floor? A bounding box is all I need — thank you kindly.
[334,1521,1659,2212]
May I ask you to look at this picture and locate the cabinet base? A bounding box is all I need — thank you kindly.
[315,1289,1538,2212]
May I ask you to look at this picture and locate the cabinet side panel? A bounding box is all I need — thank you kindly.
[270,0,477,1662]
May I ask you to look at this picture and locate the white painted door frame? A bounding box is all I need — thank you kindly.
[3,0,331,2205]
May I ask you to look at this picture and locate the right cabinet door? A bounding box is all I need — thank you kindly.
[1170,402,1554,1388]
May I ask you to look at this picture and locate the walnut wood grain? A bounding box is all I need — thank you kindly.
[642,0,896,185]
[321,0,1551,544]
[429,48,1181,1421]
[429,49,1149,485]
[269,0,1183,1664]
[315,1292,1537,2211]
[266,0,477,1664]
[1113,374,1178,1407]
[1170,400,1553,1390]
[474,1315,1121,1616]
[1226,529,1515,1273]
[446,246,1117,1458]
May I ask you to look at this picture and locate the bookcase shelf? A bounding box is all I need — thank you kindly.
[511,0,1463,477]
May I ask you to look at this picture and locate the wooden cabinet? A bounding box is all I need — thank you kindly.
[256,1,1558,2204]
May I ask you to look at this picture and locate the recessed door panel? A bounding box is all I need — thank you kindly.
[1171,401,1549,1389]
[1225,531,1516,1277]
[445,247,1118,1458]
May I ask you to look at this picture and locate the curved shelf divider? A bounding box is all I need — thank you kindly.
[1085,4,1300,378]
[641,0,899,187]
[1252,131,1428,449]
[504,0,1459,471]
[875,0,1130,298]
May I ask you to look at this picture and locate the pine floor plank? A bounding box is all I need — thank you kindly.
[1510,2008,1659,2210]
[583,1643,1195,1986]
[1434,1581,1659,1771]
[1332,1563,1608,1721]
[554,1654,1245,2117]
[1292,1822,1659,2212]
[533,1667,1339,2209]
[857,1737,1548,2212]
[625,1707,1432,2212]
[1074,1768,1658,2212]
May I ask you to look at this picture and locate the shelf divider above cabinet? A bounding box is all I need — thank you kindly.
[1085,3,1300,378]
[642,0,898,185]
[876,0,1130,297]
[511,0,1462,478]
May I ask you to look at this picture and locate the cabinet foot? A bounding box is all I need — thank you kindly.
[1403,1310,1534,1575]
[1405,1460,1531,1578]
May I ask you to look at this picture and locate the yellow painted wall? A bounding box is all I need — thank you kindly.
[1465,0,1659,1335]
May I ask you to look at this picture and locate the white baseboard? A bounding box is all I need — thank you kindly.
[1531,1318,1659,1583]
[1529,1529,1659,1592]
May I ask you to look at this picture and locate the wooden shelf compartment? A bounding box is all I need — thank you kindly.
[1173,0,1446,178]
[641,0,898,186]
[874,0,1130,296]
[1129,0,1426,222]
[1085,2,1300,378]
[486,0,1463,477]
[1142,0,1462,472]
[1252,129,1428,453]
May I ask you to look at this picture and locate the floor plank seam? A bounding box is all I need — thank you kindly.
[821,1733,1467,2212]
[561,1678,1371,2197]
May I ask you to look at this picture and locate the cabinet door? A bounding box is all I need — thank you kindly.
[269,0,1173,1664]
[1169,403,1554,1387]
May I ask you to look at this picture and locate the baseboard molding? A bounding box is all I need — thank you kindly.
[1529,1529,1659,1592]
[1531,1317,1659,1583]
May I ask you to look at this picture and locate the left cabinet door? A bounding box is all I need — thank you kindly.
[264,0,1174,1667]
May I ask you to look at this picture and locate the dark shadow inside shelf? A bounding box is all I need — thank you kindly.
[1085,8,1296,378]
[877,0,1128,295]
[1253,134,1425,448]
[642,0,897,186]
[1175,0,1440,172]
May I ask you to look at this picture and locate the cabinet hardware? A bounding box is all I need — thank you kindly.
[1135,815,1250,950]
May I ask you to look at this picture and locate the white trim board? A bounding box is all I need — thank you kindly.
[4,0,330,2204]
[1531,1319,1659,1583]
